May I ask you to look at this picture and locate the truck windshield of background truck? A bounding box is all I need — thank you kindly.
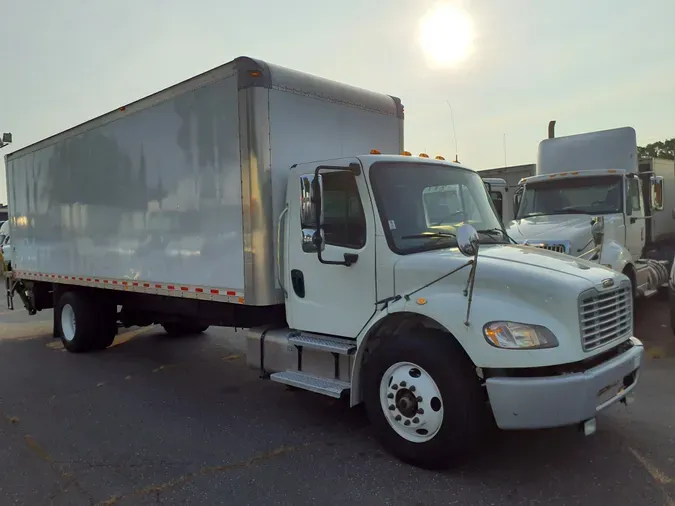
[369,161,506,254]
[516,175,623,219]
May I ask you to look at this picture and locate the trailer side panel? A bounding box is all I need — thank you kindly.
[6,72,245,292]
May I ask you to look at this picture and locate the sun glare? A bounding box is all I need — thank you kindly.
[419,3,474,68]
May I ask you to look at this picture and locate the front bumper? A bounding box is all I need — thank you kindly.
[486,337,643,430]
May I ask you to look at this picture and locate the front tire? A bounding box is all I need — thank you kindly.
[363,331,488,469]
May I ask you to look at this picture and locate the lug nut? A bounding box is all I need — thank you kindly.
[391,384,398,390]
[413,417,419,423]
[387,393,394,399]
[394,415,401,421]
[409,385,416,392]
[416,396,423,402]
[417,408,424,415]
[389,404,395,410]
[400,381,407,387]
[404,420,411,426]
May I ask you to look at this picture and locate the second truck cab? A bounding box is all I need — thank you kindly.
[507,126,672,299]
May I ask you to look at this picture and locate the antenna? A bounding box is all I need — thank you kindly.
[446,101,459,163]
[503,133,507,167]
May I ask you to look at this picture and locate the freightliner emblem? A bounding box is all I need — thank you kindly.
[601,278,614,288]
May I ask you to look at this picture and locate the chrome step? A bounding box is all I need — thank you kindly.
[270,371,350,398]
[288,333,356,355]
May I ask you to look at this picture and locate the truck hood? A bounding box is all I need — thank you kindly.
[505,215,595,256]
[394,244,616,293]
[505,214,625,257]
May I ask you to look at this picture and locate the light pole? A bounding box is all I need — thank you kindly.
[0,133,12,149]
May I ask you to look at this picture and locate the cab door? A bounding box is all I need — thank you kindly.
[625,177,646,259]
[284,159,377,338]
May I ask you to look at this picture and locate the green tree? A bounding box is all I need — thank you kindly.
[637,138,674,160]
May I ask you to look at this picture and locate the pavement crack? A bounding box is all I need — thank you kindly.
[24,434,96,504]
[96,442,313,505]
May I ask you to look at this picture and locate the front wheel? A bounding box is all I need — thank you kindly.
[363,332,489,469]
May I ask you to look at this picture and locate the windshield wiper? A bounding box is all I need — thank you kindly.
[400,231,456,240]
[476,228,517,244]
[519,209,588,219]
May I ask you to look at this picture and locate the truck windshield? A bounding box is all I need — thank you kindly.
[516,175,623,219]
[369,161,506,254]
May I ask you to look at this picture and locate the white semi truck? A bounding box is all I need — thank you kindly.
[507,124,673,301]
[4,57,643,469]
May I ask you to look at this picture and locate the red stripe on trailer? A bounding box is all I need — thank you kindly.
[11,271,244,304]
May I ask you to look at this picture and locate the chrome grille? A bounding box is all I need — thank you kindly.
[536,244,566,254]
[523,240,569,254]
[579,284,632,351]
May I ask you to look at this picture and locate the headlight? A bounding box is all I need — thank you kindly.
[483,321,558,349]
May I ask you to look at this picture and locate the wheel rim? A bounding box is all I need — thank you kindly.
[379,361,444,443]
[61,304,76,342]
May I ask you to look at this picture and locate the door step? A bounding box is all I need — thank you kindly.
[288,333,356,355]
[270,371,351,398]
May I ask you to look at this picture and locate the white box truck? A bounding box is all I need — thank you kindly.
[507,124,674,301]
[4,57,643,469]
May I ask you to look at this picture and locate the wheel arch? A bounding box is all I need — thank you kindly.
[350,311,474,406]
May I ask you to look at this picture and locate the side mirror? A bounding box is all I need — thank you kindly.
[299,174,325,253]
[651,175,664,211]
[300,174,324,228]
[591,216,605,246]
[457,224,480,257]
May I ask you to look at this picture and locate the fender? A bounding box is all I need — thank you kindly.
[599,240,634,275]
[350,280,586,406]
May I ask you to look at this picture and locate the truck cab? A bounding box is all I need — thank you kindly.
[506,126,671,299]
[482,177,512,223]
[252,151,644,467]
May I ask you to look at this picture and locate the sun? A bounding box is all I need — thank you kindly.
[419,3,475,68]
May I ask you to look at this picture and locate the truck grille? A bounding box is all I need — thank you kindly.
[523,240,569,254]
[579,284,632,351]
[537,244,566,254]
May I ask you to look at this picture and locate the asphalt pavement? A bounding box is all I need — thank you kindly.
[0,289,673,505]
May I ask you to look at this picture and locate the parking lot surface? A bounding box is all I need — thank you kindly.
[0,291,673,505]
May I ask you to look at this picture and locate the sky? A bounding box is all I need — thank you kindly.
[1,0,674,204]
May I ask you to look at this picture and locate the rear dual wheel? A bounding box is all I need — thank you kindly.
[57,291,117,353]
[161,322,209,337]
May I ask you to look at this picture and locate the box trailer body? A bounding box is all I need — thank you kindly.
[4,59,644,469]
[479,164,535,190]
[4,57,403,307]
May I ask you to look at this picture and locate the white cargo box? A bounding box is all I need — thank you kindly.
[5,57,404,306]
